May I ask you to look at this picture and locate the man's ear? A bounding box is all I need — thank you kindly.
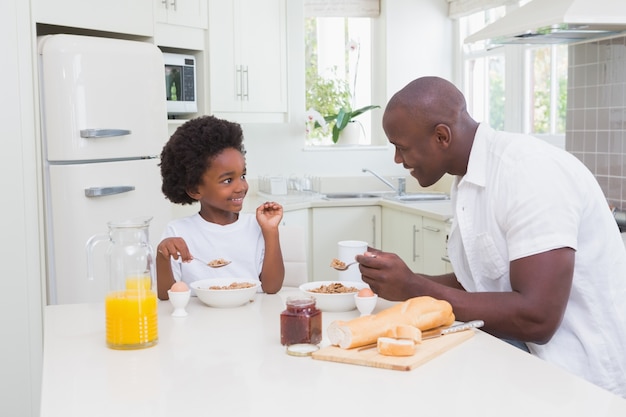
[434,123,451,147]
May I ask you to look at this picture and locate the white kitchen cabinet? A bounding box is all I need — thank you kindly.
[154,0,208,50]
[208,0,287,123]
[422,217,449,275]
[155,0,208,28]
[281,208,311,280]
[310,206,381,281]
[382,208,423,272]
[32,0,154,36]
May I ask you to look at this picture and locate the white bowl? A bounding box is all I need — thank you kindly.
[299,280,370,312]
[190,278,261,308]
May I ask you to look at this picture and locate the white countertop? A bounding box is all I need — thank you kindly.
[247,192,454,221]
[40,289,626,417]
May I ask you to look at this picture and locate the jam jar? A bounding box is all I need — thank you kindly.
[280,296,322,346]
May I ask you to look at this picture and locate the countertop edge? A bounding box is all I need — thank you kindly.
[245,194,453,221]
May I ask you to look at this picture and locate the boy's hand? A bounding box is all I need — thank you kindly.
[157,237,192,262]
[256,201,283,229]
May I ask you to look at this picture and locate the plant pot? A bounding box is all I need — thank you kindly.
[337,121,362,145]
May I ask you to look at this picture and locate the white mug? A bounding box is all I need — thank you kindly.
[337,240,368,282]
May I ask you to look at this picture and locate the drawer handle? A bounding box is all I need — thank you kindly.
[423,225,441,232]
[441,255,451,263]
[84,186,135,198]
[80,129,131,138]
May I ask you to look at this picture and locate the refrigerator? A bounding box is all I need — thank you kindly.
[38,34,172,304]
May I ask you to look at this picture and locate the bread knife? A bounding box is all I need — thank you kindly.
[356,320,484,351]
[421,320,484,340]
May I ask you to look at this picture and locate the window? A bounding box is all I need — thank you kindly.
[461,6,506,130]
[304,15,379,146]
[459,3,567,147]
[525,45,568,135]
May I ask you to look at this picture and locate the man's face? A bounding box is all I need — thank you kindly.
[383,107,448,188]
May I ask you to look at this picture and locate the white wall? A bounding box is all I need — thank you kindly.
[0,0,44,415]
[241,0,453,180]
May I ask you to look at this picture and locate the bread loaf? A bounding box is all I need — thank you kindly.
[377,337,416,356]
[327,296,454,349]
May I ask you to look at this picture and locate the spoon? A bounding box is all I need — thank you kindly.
[193,257,231,268]
[330,258,357,271]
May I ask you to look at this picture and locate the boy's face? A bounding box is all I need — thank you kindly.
[191,147,248,215]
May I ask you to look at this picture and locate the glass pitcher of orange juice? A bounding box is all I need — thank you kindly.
[87,217,158,350]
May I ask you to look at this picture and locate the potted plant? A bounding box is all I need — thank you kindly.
[324,104,380,143]
[305,73,379,144]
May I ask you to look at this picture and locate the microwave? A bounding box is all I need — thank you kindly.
[163,52,197,116]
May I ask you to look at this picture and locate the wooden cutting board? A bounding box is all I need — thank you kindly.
[311,330,474,371]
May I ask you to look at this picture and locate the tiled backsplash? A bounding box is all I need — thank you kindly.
[566,35,626,210]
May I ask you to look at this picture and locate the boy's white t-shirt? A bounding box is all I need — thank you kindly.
[160,212,264,287]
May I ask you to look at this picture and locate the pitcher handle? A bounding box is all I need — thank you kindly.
[86,232,108,281]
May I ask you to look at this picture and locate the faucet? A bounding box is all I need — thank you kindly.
[362,168,406,195]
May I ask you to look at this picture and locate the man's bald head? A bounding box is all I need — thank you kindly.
[384,76,467,130]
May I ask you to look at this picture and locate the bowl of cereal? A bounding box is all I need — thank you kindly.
[298,280,370,312]
[190,278,261,308]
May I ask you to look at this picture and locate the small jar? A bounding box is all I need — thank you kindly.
[280,296,322,346]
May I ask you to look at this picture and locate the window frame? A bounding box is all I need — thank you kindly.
[303,13,386,148]
[456,4,567,148]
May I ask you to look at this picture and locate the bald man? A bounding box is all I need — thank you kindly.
[357,76,626,397]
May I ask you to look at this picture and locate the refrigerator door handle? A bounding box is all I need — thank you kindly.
[80,129,132,138]
[84,186,135,198]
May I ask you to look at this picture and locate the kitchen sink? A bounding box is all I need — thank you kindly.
[322,192,381,200]
[383,192,450,202]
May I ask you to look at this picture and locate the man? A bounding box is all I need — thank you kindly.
[356,76,626,397]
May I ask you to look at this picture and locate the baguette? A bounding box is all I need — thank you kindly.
[327,296,454,349]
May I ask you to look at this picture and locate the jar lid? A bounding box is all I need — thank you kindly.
[285,296,316,307]
[286,343,320,357]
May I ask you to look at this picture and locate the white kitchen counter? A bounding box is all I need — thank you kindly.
[246,192,453,221]
[40,289,626,417]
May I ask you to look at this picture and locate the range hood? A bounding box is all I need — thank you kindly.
[465,0,626,45]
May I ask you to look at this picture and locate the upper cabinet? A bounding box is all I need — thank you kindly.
[32,0,154,36]
[208,0,288,123]
[154,0,208,29]
[154,0,208,50]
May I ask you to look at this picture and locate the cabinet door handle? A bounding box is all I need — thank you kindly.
[412,225,420,261]
[371,214,377,248]
[161,0,168,9]
[84,186,135,198]
[441,256,451,263]
[80,129,131,138]
[170,0,177,10]
[236,65,243,100]
[242,65,249,101]
[423,225,440,232]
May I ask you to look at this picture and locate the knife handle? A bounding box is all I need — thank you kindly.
[441,320,484,335]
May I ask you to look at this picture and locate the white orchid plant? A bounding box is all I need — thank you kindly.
[305,39,379,144]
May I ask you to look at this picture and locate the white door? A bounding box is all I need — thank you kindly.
[45,159,172,304]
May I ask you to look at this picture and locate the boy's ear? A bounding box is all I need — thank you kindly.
[186,187,200,201]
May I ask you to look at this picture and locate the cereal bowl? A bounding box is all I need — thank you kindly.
[299,280,370,312]
[190,278,261,308]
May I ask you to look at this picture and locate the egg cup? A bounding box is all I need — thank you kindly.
[167,289,191,317]
[354,293,378,316]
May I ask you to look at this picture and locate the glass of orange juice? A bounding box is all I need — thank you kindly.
[105,275,158,349]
